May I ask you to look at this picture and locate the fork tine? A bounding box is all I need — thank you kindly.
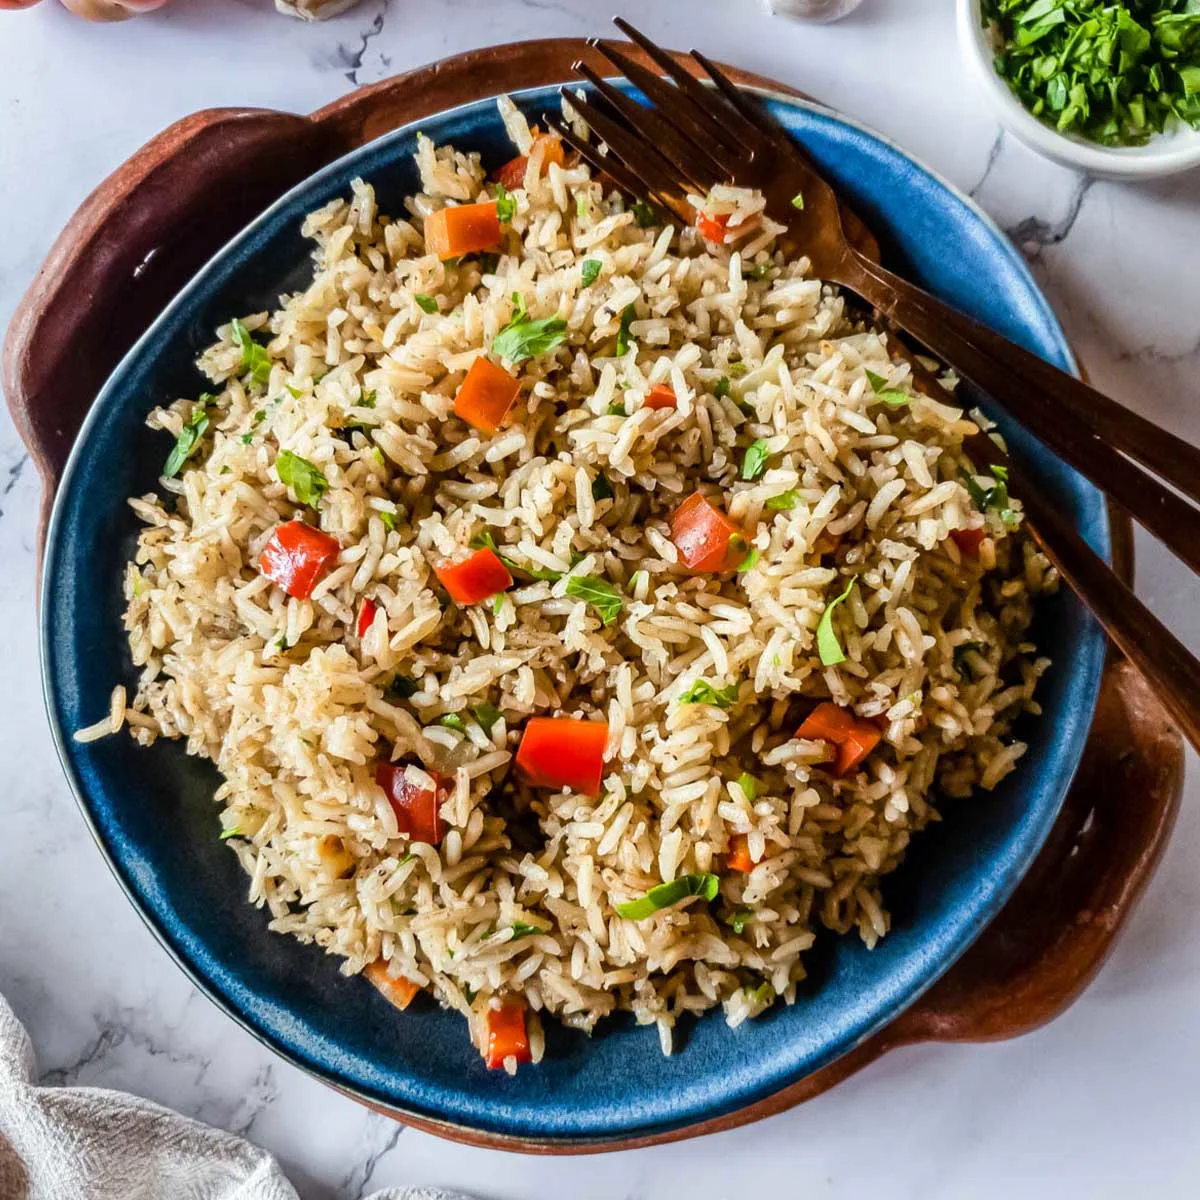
[611,18,771,155]
[584,39,742,174]
[545,115,683,219]
[572,61,724,193]
[557,89,690,205]
[689,49,793,150]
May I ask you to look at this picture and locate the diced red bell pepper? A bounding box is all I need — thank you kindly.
[515,717,608,797]
[258,520,341,600]
[494,132,565,190]
[796,701,883,777]
[644,384,677,411]
[671,492,743,573]
[363,960,421,1011]
[694,208,760,244]
[726,833,755,874]
[452,356,521,434]
[356,597,378,639]
[434,547,513,605]
[949,527,986,558]
[375,763,446,844]
[483,1000,532,1070]
[424,201,502,261]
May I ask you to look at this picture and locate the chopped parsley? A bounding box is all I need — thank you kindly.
[492,594,504,617]
[231,318,272,386]
[766,491,798,511]
[508,921,544,940]
[438,713,468,732]
[494,182,516,223]
[378,509,397,532]
[749,262,772,279]
[724,907,754,934]
[791,191,805,210]
[384,675,420,701]
[591,472,614,501]
[953,641,986,680]
[275,450,328,507]
[565,574,624,626]
[472,702,503,732]
[736,772,759,802]
[606,401,626,417]
[470,530,564,581]
[982,0,1200,146]
[864,368,911,408]
[580,258,602,287]
[492,293,568,363]
[415,293,439,314]
[816,575,856,666]
[219,826,243,841]
[630,200,658,227]
[616,304,636,357]
[741,439,772,481]
[361,389,377,408]
[163,402,211,478]
[960,463,1020,528]
[678,679,739,709]
[714,376,732,399]
[616,873,720,920]
[736,546,760,574]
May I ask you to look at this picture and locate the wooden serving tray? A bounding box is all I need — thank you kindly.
[4,38,1184,1154]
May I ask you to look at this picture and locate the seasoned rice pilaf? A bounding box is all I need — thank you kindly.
[84,97,1055,1071]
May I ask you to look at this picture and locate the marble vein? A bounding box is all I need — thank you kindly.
[340,1114,405,1199]
[1005,174,1095,258]
[0,453,28,521]
[337,0,392,87]
[968,128,1005,198]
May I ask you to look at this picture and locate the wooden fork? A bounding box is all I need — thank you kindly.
[544,18,1200,753]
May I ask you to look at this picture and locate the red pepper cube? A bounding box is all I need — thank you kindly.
[695,210,731,243]
[483,1000,532,1070]
[375,763,445,845]
[515,717,608,797]
[452,357,522,434]
[796,702,883,778]
[356,597,378,639]
[644,384,677,411]
[434,547,513,606]
[258,520,341,600]
[670,492,743,573]
[949,527,986,558]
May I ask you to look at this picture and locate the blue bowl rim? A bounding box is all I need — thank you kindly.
[40,80,1108,1146]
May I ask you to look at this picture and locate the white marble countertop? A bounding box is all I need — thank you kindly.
[2,1,1199,1196]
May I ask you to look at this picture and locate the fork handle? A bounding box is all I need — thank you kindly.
[852,253,1200,506]
[842,255,1200,579]
[1015,474,1200,755]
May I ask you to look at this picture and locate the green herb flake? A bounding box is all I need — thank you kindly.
[231,318,272,386]
[508,921,545,940]
[630,200,658,227]
[766,490,798,511]
[741,438,772,481]
[714,376,732,399]
[749,262,772,280]
[678,679,739,709]
[494,182,516,223]
[591,472,614,501]
[580,258,602,288]
[360,390,377,408]
[415,293,439,314]
[735,772,759,803]
[746,980,775,1006]
[492,594,504,617]
[219,826,243,841]
[960,464,1019,527]
[378,509,396,532]
[816,575,856,667]
[164,405,211,478]
[576,193,590,219]
[470,529,564,582]
[725,907,754,935]
[791,191,805,210]
[438,713,468,732]
[615,872,720,921]
[472,702,503,732]
[864,368,912,408]
[606,402,626,418]
[616,304,636,357]
[728,362,747,378]
[565,574,624,626]
[384,675,420,701]
[275,450,328,507]
[736,547,760,574]
[953,641,986,680]
[492,308,568,364]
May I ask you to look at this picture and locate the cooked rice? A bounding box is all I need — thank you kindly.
[100,100,1055,1062]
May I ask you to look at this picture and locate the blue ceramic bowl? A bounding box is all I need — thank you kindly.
[42,84,1109,1145]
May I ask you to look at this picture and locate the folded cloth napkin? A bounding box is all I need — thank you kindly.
[0,993,470,1200]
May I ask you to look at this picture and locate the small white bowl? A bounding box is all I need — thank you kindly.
[956,0,1200,179]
